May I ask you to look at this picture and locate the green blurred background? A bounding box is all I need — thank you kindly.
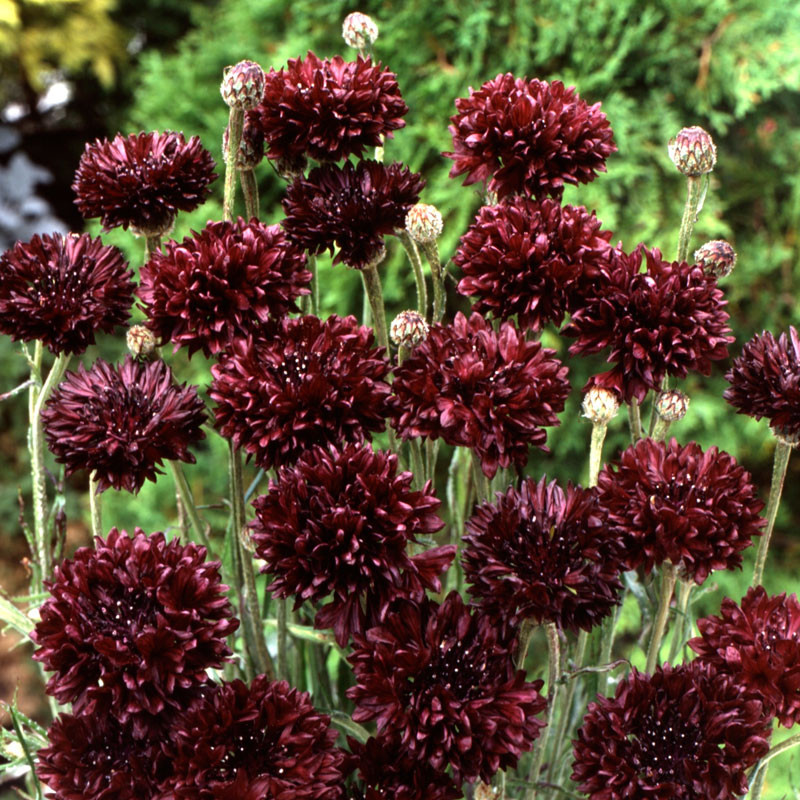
[1,0,800,796]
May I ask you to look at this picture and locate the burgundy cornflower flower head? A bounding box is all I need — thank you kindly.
[389,311,570,478]
[347,733,461,800]
[564,246,733,403]
[138,218,310,358]
[166,676,346,800]
[463,477,622,634]
[595,437,765,583]
[41,355,206,494]
[571,662,770,800]
[445,73,616,201]
[32,528,238,737]
[37,713,172,800]
[724,327,800,444]
[250,442,453,646]
[73,131,217,235]
[348,592,547,784]
[690,586,800,727]
[210,314,391,470]
[0,232,134,355]
[282,160,425,269]
[250,51,407,163]
[454,197,613,330]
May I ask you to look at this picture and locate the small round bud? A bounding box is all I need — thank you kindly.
[405,203,443,244]
[390,310,430,348]
[655,389,690,422]
[342,12,379,50]
[581,387,620,425]
[694,239,737,279]
[220,60,266,110]
[668,126,717,176]
[126,324,157,359]
[222,117,265,170]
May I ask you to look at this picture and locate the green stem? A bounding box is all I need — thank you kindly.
[421,239,445,323]
[307,255,318,318]
[753,438,792,587]
[240,168,259,219]
[627,399,643,442]
[223,107,244,221]
[749,733,800,799]
[588,422,608,487]
[277,598,289,682]
[360,263,389,355]
[168,460,211,549]
[515,618,536,670]
[667,578,694,663]
[645,562,677,674]
[471,452,491,503]
[145,234,161,260]
[676,176,703,264]
[651,416,671,442]
[597,603,622,698]
[88,471,102,538]
[409,438,425,490]
[397,230,428,318]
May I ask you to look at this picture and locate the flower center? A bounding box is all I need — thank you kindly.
[418,637,486,700]
[209,722,285,782]
[629,708,701,785]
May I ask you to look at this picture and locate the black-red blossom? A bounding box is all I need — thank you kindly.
[42,355,206,493]
[446,74,616,201]
[251,443,452,646]
[164,676,346,800]
[0,232,135,355]
[210,314,391,470]
[348,592,546,784]
[251,51,407,163]
[463,477,622,634]
[572,663,771,800]
[282,160,424,268]
[690,586,800,727]
[454,197,613,330]
[595,437,765,583]
[73,131,216,234]
[724,326,800,442]
[564,246,733,403]
[138,218,310,358]
[32,528,238,738]
[389,311,570,478]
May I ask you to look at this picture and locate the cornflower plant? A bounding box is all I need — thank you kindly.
[1,10,799,800]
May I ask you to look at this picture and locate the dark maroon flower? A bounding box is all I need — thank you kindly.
[0,232,134,355]
[690,586,800,727]
[572,662,770,800]
[250,443,453,645]
[724,327,800,442]
[138,218,310,358]
[165,676,346,800]
[37,713,171,800]
[250,51,407,163]
[42,356,206,494]
[389,311,570,478]
[211,314,391,470]
[282,160,424,268]
[454,197,613,330]
[73,131,217,234]
[445,74,616,201]
[564,246,733,403]
[32,528,238,737]
[595,437,765,583]
[348,592,547,784]
[347,733,461,800]
[463,477,622,633]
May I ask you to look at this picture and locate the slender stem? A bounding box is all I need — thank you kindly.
[471,452,491,503]
[749,733,800,798]
[627,399,643,442]
[397,230,428,317]
[88,471,102,538]
[514,618,536,670]
[753,438,792,587]
[240,168,259,219]
[748,762,768,800]
[307,255,318,318]
[421,239,445,323]
[277,598,289,682]
[409,438,425,490]
[360,264,389,354]
[223,107,244,221]
[588,423,608,487]
[597,603,622,697]
[168,460,211,549]
[527,623,561,800]
[145,234,161,260]
[645,562,677,674]
[667,578,694,663]
[676,176,703,264]
[651,416,671,442]
[424,439,440,487]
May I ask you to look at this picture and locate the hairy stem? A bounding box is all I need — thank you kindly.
[627,399,643,442]
[168,460,211,549]
[676,175,703,264]
[88,471,102,538]
[223,107,244,221]
[397,230,428,317]
[240,168,259,219]
[588,422,609,487]
[645,562,677,674]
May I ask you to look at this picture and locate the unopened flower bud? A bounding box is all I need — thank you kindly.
[390,310,429,348]
[694,239,736,279]
[126,324,156,359]
[405,203,443,244]
[220,60,266,110]
[668,126,717,176]
[342,12,379,50]
[582,387,619,425]
[655,389,690,422]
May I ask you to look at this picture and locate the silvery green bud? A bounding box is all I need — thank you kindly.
[582,387,620,425]
[668,126,717,176]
